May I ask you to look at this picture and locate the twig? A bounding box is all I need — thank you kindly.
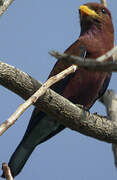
[2,163,14,180]
[49,45,117,72]
[100,0,107,7]
[0,0,14,16]
[0,65,77,136]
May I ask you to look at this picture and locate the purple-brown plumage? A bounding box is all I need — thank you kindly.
[3,2,114,178]
[50,2,114,109]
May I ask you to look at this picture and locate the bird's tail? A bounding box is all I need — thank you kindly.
[1,111,64,178]
[2,141,36,178]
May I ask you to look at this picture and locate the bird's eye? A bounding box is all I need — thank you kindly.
[101,8,107,14]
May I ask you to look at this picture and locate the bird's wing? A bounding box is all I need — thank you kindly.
[23,40,87,141]
[5,41,87,178]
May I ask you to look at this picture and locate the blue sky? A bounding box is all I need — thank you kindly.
[0,0,117,179]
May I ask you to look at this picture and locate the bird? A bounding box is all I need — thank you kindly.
[2,2,114,178]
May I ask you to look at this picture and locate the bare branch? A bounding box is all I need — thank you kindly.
[0,65,77,136]
[100,90,117,167]
[97,45,117,62]
[0,0,14,16]
[100,0,107,7]
[0,61,117,144]
[2,163,14,180]
[100,90,117,121]
[49,45,117,72]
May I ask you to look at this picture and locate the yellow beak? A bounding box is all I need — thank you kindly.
[79,5,100,18]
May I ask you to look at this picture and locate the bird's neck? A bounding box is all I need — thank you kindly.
[80,24,114,53]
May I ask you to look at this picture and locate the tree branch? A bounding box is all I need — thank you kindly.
[2,163,14,180]
[49,45,117,72]
[100,0,107,7]
[0,65,77,136]
[0,0,14,16]
[0,61,117,144]
[100,90,117,167]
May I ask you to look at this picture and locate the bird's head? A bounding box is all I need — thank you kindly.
[79,2,114,36]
